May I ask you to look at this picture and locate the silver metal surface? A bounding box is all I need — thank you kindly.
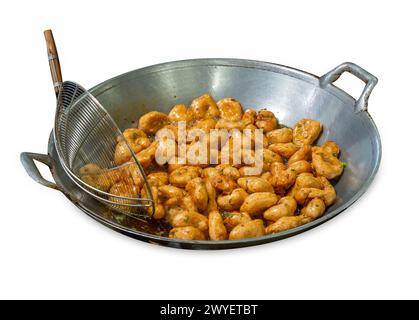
[21,152,58,190]
[53,81,154,215]
[319,62,378,112]
[21,58,381,249]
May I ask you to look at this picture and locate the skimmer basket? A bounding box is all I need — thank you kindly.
[44,30,154,218]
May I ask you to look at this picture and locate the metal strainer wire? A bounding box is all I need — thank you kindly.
[44,30,154,218]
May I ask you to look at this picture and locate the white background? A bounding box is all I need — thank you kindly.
[1,0,418,299]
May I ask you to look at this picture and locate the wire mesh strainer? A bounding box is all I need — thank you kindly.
[44,30,154,218]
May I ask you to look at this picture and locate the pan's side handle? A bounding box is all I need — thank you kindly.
[319,62,378,113]
[20,152,59,190]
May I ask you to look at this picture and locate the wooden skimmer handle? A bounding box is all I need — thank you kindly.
[44,29,63,97]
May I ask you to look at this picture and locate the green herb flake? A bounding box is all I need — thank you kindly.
[342,162,348,168]
[222,211,234,219]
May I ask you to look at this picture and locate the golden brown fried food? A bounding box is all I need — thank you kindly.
[112,94,345,241]
[268,142,300,158]
[288,145,312,164]
[147,172,169,187]
[293,119,322,146]
[120,128,148,142]
[210,175,238,195]
[169,166,202,187]
[165,206,186,225]
[80,175,105,191]
[262,148,282,171]
[229,219,266,240]
[168,104,192,123]
[201,167,222,179]
[317,176,337,206]
[255,110,277,133]
[268,162,298,193]
[287,160,312,175]
[322,141,340,156]
[243,124,269,148]
[270,161,286,176]
[169,226,206,240]
[295,176,336,207]
[185,177,209,212]
[287,172,322,197]
[190,94,220,119]
[238,166,260,177]
[109,181,140,212]
[242,109,257,125]
[216,164,241,180]
[122,162,145,187]
[215,119,246,131]
[189,118,217,135]
[217,188,248,211]
[294,187,326,206]
[171,210,209,232]
[263,196,297,222]
[153,205,166,220]
[158,185,185,200]
[79,163,102,175]
[181,195,199,213]
[167,156,185,173]
[80,164,122,192]
[240,192,278,216]
[208,211,228,240]
[114,129,151,165]
[260,171,272,181]
[265,216,303,234]
[205,179,218,213]
[139,111,169,134]
[266,128,293,144]
[300,198,326,221]
[217,98,243,121]
[312,147,343,180]
[237,177,274,193]
[141,184,166,219]
[295,172,323,189]
[222,211,252,232]
[135,141,159,168]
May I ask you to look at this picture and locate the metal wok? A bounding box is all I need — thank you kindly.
[21,59,381,249]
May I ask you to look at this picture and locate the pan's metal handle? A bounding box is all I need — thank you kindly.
[319,62,378,112]
[20,152,59,190]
